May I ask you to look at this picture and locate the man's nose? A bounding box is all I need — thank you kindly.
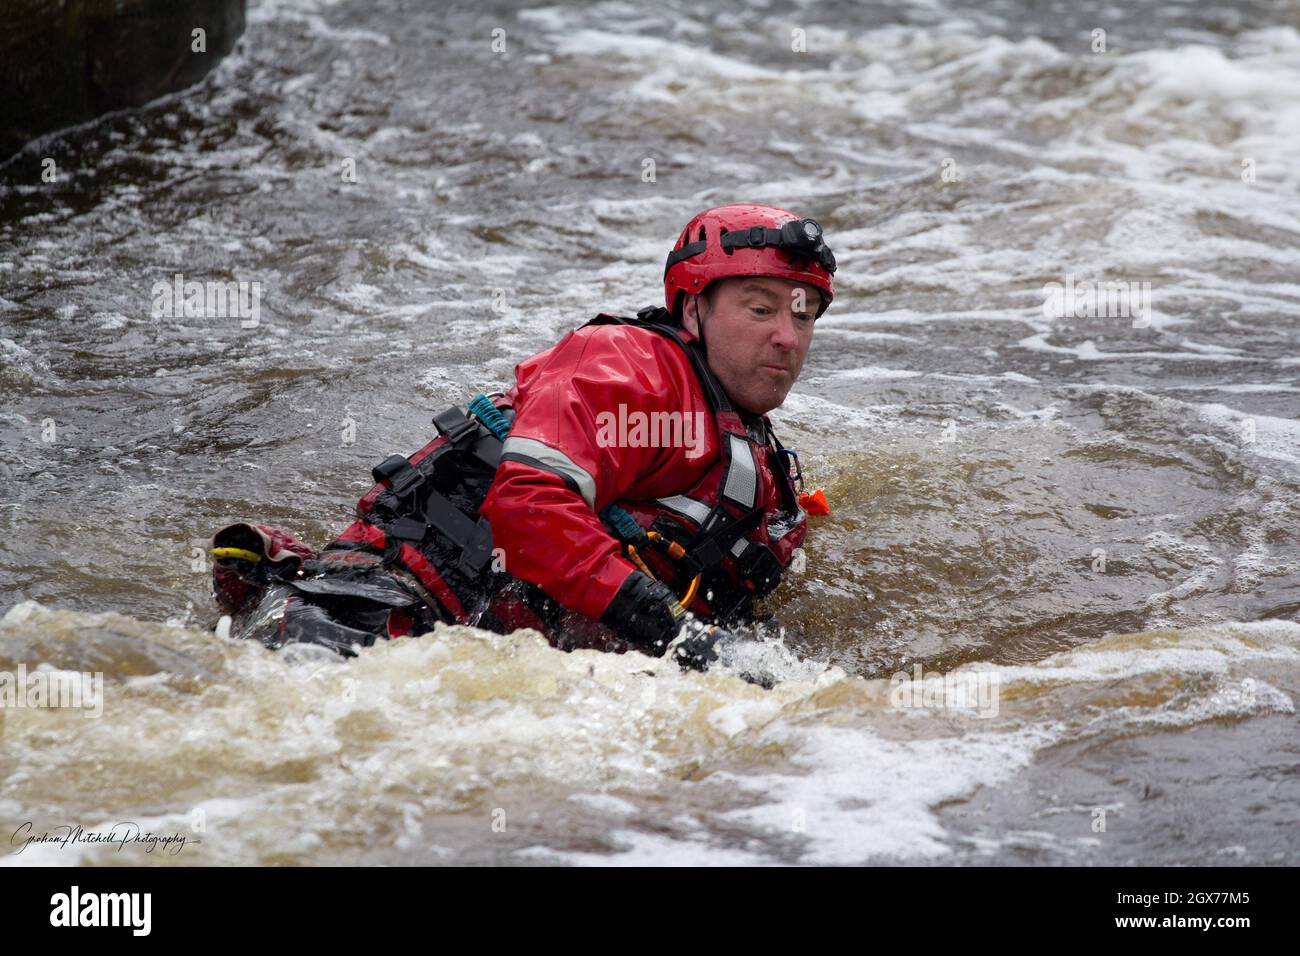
[771,311,798,350]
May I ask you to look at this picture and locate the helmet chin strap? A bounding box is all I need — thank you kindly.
[693,293,711,363]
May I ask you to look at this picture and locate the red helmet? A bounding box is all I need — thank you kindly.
[664,202,836,321]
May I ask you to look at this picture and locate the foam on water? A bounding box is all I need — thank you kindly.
[510,10,1300,349]
[1197,402,1300,469]
[1,601,1293,864]
[524,617,1299,864]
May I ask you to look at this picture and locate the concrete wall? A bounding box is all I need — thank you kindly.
[1,0,247,161]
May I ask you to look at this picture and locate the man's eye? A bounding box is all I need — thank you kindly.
[795,314,814,323]
[750,306,772,316]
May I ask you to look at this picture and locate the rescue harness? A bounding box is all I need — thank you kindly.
[289,306,809,628]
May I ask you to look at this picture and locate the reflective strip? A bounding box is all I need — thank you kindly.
[722,434,758,508]
[730,537,749,558]
[656,494,712,525]
[500,436,598,510]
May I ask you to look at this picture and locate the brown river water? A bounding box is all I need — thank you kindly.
[1,0,1298,864]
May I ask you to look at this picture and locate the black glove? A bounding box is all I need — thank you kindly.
[675,619,783,687]
[599,571,686,655]
[670,616,737,672]
[599,571,750,678]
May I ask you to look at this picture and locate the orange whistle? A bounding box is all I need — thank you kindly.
[798,488,830,515]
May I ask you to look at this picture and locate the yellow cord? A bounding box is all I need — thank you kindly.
[680,573,701,609]
[626,543,656,580]
[211,547,262,563]
[628,541,701,611]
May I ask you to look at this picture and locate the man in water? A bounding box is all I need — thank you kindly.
[211,203,836,672]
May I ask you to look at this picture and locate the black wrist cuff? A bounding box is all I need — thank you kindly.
[599,572,683,655]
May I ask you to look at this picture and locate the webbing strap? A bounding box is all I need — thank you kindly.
[663,239,707,277]
[684,506,765,574]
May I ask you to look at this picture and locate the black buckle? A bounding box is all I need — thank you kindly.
[385,516,427,542]
[456,519,495,576]
[748,225,766,245]
[432,406,479,447]
[469,429,503,471]
[372,455,423,497]
[422,489,479,552]
[685,507,764,573]
[819,246,836,274]
[735,542,782,596]
[691,538,724,569]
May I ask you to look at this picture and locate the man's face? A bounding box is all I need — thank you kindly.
[681,276,820,416]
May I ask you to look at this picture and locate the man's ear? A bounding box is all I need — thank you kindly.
[681,293,701,336]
